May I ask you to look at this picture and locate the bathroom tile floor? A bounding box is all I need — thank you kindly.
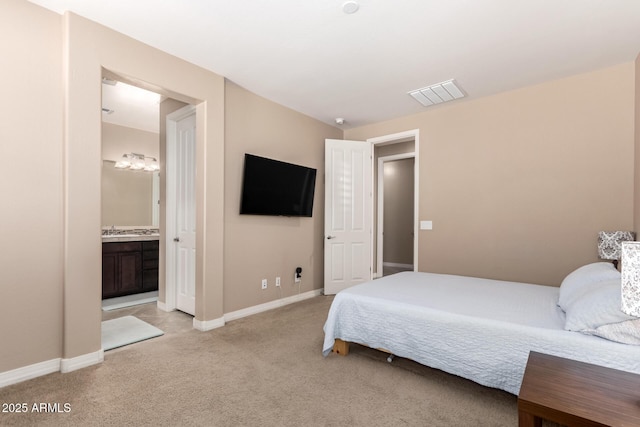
[101,302,194,339]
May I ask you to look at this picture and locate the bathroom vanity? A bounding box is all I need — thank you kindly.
[102,232,159,299]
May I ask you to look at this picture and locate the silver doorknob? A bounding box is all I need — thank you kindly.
[327,235,336,239]
[173,237,180,242]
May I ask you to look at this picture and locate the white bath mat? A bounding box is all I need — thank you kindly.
[102,316,164,351]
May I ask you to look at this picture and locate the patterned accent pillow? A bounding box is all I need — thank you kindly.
[558,262,620,311]
[598,231,635,259]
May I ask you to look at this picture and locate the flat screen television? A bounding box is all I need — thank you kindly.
[240,154,317,217]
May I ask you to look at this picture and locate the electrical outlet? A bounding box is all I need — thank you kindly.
[294,273,301,283]
[275,277,281,287]
[261,279,267,290]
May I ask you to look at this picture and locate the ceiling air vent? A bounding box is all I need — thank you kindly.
[408,79,465,107]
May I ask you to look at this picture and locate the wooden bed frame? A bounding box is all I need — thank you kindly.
[333,339,393,358]
[332,339,350,356]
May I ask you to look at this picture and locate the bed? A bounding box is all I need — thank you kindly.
[322,264,640,395]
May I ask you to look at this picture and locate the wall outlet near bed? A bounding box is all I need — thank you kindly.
[261,279,267,290]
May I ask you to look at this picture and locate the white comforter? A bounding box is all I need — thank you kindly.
[322,271,640,394]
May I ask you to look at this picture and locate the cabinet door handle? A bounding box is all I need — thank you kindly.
[327,235,336,239]
[173,237,180,242]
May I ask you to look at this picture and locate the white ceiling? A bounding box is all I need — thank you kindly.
[28,0,640,130]
[101,80,160,133]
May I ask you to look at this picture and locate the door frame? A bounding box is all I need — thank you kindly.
[367,129,419,278]
[376,153,416,276]
[164,104,197,311]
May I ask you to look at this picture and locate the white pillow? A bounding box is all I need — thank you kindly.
[558,262,620,311]
[584,319,640,345]
[563,279,635,332]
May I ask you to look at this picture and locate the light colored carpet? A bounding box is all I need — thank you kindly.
[101,315,164,350]
[0,296,562,426]
[102,291,159,311]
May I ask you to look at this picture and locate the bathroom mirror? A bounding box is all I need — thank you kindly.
[101,78,161,228]
[101,161,159,227]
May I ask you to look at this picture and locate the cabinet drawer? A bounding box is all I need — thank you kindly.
[142,240,159,251]
[102,242,142,253]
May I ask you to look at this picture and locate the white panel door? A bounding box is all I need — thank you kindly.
[324,139,372,295]
[167,106,196,316]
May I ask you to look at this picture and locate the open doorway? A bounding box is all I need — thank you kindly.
[378,155,415,276]
[100,77,162,310]
[369,130,419,278]
[100,72,195,319]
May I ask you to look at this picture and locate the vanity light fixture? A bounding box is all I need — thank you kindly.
[114,153,159,172]
[144,157,159,172]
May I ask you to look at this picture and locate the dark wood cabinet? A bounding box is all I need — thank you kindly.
[142,240,159,292]
[102,240,159,299]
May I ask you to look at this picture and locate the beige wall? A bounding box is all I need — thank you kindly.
[347,63,636,286]
[223,81,341,311]
[0,0,63,373]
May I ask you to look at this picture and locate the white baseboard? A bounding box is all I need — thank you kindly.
[60,349,104,373]
[157,300,171,312]
[383,262,414,269]
[224,289,322,322]
[1,349,105,388]
[0,358,61,388]
[193,316,225,331]
[1,290,323,387]
[191,289,322,330]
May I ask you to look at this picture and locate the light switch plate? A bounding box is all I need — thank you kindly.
[420,220,433,230]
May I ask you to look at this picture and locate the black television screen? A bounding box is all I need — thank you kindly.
[240,154,317,217]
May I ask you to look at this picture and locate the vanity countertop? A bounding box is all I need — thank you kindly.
[101,228,160,243]
[102,234,160,243]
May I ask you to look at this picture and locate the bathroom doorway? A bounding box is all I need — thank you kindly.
[100,72,197,319]
[100,76,162,310]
